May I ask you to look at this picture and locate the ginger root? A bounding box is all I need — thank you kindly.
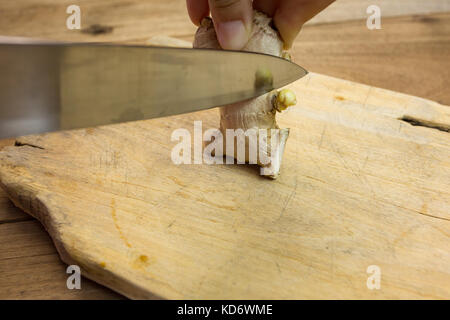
[193,11,297,179]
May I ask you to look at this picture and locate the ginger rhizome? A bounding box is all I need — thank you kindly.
[193,11,297,179]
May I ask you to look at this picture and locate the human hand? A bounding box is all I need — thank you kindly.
[186,0,335,50]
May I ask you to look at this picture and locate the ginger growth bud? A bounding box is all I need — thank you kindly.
[274,89,297,112]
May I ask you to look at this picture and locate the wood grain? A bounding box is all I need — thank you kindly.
[1,0,448,39]
[0,0,197,42]
[0,137,121,299]
[0,2,448,104]
[0,0,449,300]
[0,140,31,222]
[0,220,123,299]
[1,48,449,298]
[293,12,450,106]
[309,0,450,25]
[0,188,30,222]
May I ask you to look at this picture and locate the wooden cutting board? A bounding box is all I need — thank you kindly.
[0,37,449,299]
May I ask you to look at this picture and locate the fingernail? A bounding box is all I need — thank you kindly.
[216,20,249,50]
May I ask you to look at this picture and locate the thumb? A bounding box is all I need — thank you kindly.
[274,0,336,49]
[208,0,253,50]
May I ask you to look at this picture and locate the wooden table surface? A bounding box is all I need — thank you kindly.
[0,0,449,299]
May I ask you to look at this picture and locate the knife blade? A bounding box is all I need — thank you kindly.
[0,39,307,138]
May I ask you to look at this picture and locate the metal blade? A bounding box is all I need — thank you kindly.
[0,41,307,138]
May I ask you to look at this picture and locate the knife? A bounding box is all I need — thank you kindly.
[0,38,308,139]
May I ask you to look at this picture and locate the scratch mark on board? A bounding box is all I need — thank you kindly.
[110,198,132,248]
[278,173,298,220]
[362,86,373,109]
[318,125,326,149]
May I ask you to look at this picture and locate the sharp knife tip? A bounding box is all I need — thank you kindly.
[285,62,308,85]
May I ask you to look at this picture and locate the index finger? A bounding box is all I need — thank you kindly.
[186,0,210,25]
[254,0,335,49]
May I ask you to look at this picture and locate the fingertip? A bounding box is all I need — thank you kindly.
[216,20,249,50]
[208,0,253,50]
[273,8,304,49]
[186,0,210,25]
[273,0,335,48]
